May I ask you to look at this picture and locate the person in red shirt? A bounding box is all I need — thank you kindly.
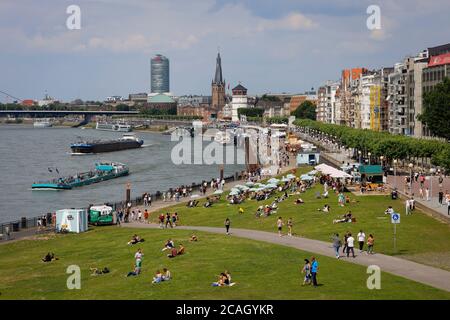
[144,210,149,223]
[158,213,165,228]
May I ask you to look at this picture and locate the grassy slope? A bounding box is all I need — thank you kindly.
[0,227,449,300]
[149,168,450,259]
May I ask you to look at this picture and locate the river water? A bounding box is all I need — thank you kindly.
[0,125,244,223]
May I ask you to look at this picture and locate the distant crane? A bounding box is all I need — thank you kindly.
[0,90,23,103]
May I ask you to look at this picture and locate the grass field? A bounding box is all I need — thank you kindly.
[147,168,450,267]
[0,227,449,300]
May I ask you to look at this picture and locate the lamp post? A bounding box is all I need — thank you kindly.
[408,163,414,194]
[393,159,398,189]
[358,150,362,164]
[380,156,384,167]
[430,167,436,202]
[368,152,371,165]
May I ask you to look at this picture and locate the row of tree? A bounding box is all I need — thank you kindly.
[294,119,450,171]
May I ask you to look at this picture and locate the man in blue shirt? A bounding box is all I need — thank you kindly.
[311,257,319,287]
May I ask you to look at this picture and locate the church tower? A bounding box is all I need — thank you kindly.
[211,52,226,111]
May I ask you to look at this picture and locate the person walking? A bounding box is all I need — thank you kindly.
[165,213,172,229]
[287,218,293,237]
[332,233,341,259]
[346,233,355,258]
[367,234,375,254]
[405,198,411,216]
[446,191,450,215]
[342,232,349,255]
[425,187,430,201]
[301,259,312,286]
[357,230,366,253]
[310,257,319,287]
[277,217,284,237]
[438,191,444,205]
[225,218,231,235]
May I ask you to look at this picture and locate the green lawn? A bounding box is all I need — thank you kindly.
[0,227,449,300]
[149,168,450,261]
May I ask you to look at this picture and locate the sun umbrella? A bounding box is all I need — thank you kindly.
[281,177,291,182]
[229,191,240,196]
[230,188,241,194]
[190,194,200,198]
[213,190,224,195]
[286,174,296,179]
[267,178,280,184]
[245,181,255,186]
[265,183,278,189]
[300,174,313,181]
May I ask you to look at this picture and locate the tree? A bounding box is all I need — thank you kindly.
[116,104,130,111]
[237,108,264,118]
[418,77,450,140]
[292,101,316,120]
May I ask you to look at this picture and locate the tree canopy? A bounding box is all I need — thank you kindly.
[418,77,450,140]
[292,100,316,120]
[294,119,450,171]
[237,108,264,118]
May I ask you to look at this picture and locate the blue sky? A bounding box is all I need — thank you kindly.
[1,0,449,101]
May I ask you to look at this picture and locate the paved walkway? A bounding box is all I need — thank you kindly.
[298,132,450,221]
[131,160,297,215]
[125,222,450,292]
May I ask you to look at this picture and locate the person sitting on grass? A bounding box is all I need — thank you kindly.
[384,206,394,215]
[128,234,144,245]
[177,244,185,255]
[162,268,171,281]
[322,190,329,198]
[270,201,278,210]
[317,204,330,213]
[90,267,110,276]
[126,259,141,277]
[238,207,244,214]
[167,244,185,258]
[42,252,58,262]
[333,211,353,224]
[255,206,264,218]
[203,197,212,208]
[152,270,163,283]
[294,198,304,205]
[212,272,235,287]
[162,239,175,251]
[189,234,198,242]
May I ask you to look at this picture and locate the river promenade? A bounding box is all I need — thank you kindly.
[297,131,450,222]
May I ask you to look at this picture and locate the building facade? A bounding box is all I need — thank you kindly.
[151,54,170,93]
[231,84,248,121]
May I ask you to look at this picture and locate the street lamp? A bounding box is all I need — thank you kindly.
[393,159,398,189]
[358,150,362,164]
[430,167,436,202]
[368,152,372,165]
[380,156,384,166]
[408,163,414,193]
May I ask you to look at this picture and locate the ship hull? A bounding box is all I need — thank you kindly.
[71,140,143,154]
[32,169,129,190]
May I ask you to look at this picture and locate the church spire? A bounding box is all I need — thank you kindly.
[213,51,224,85]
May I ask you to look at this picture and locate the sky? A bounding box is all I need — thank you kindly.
[0,0,449,101]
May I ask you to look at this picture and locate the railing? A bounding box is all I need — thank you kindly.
[0,172,244,238]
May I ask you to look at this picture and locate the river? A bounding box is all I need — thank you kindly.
[0,125,244,223]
